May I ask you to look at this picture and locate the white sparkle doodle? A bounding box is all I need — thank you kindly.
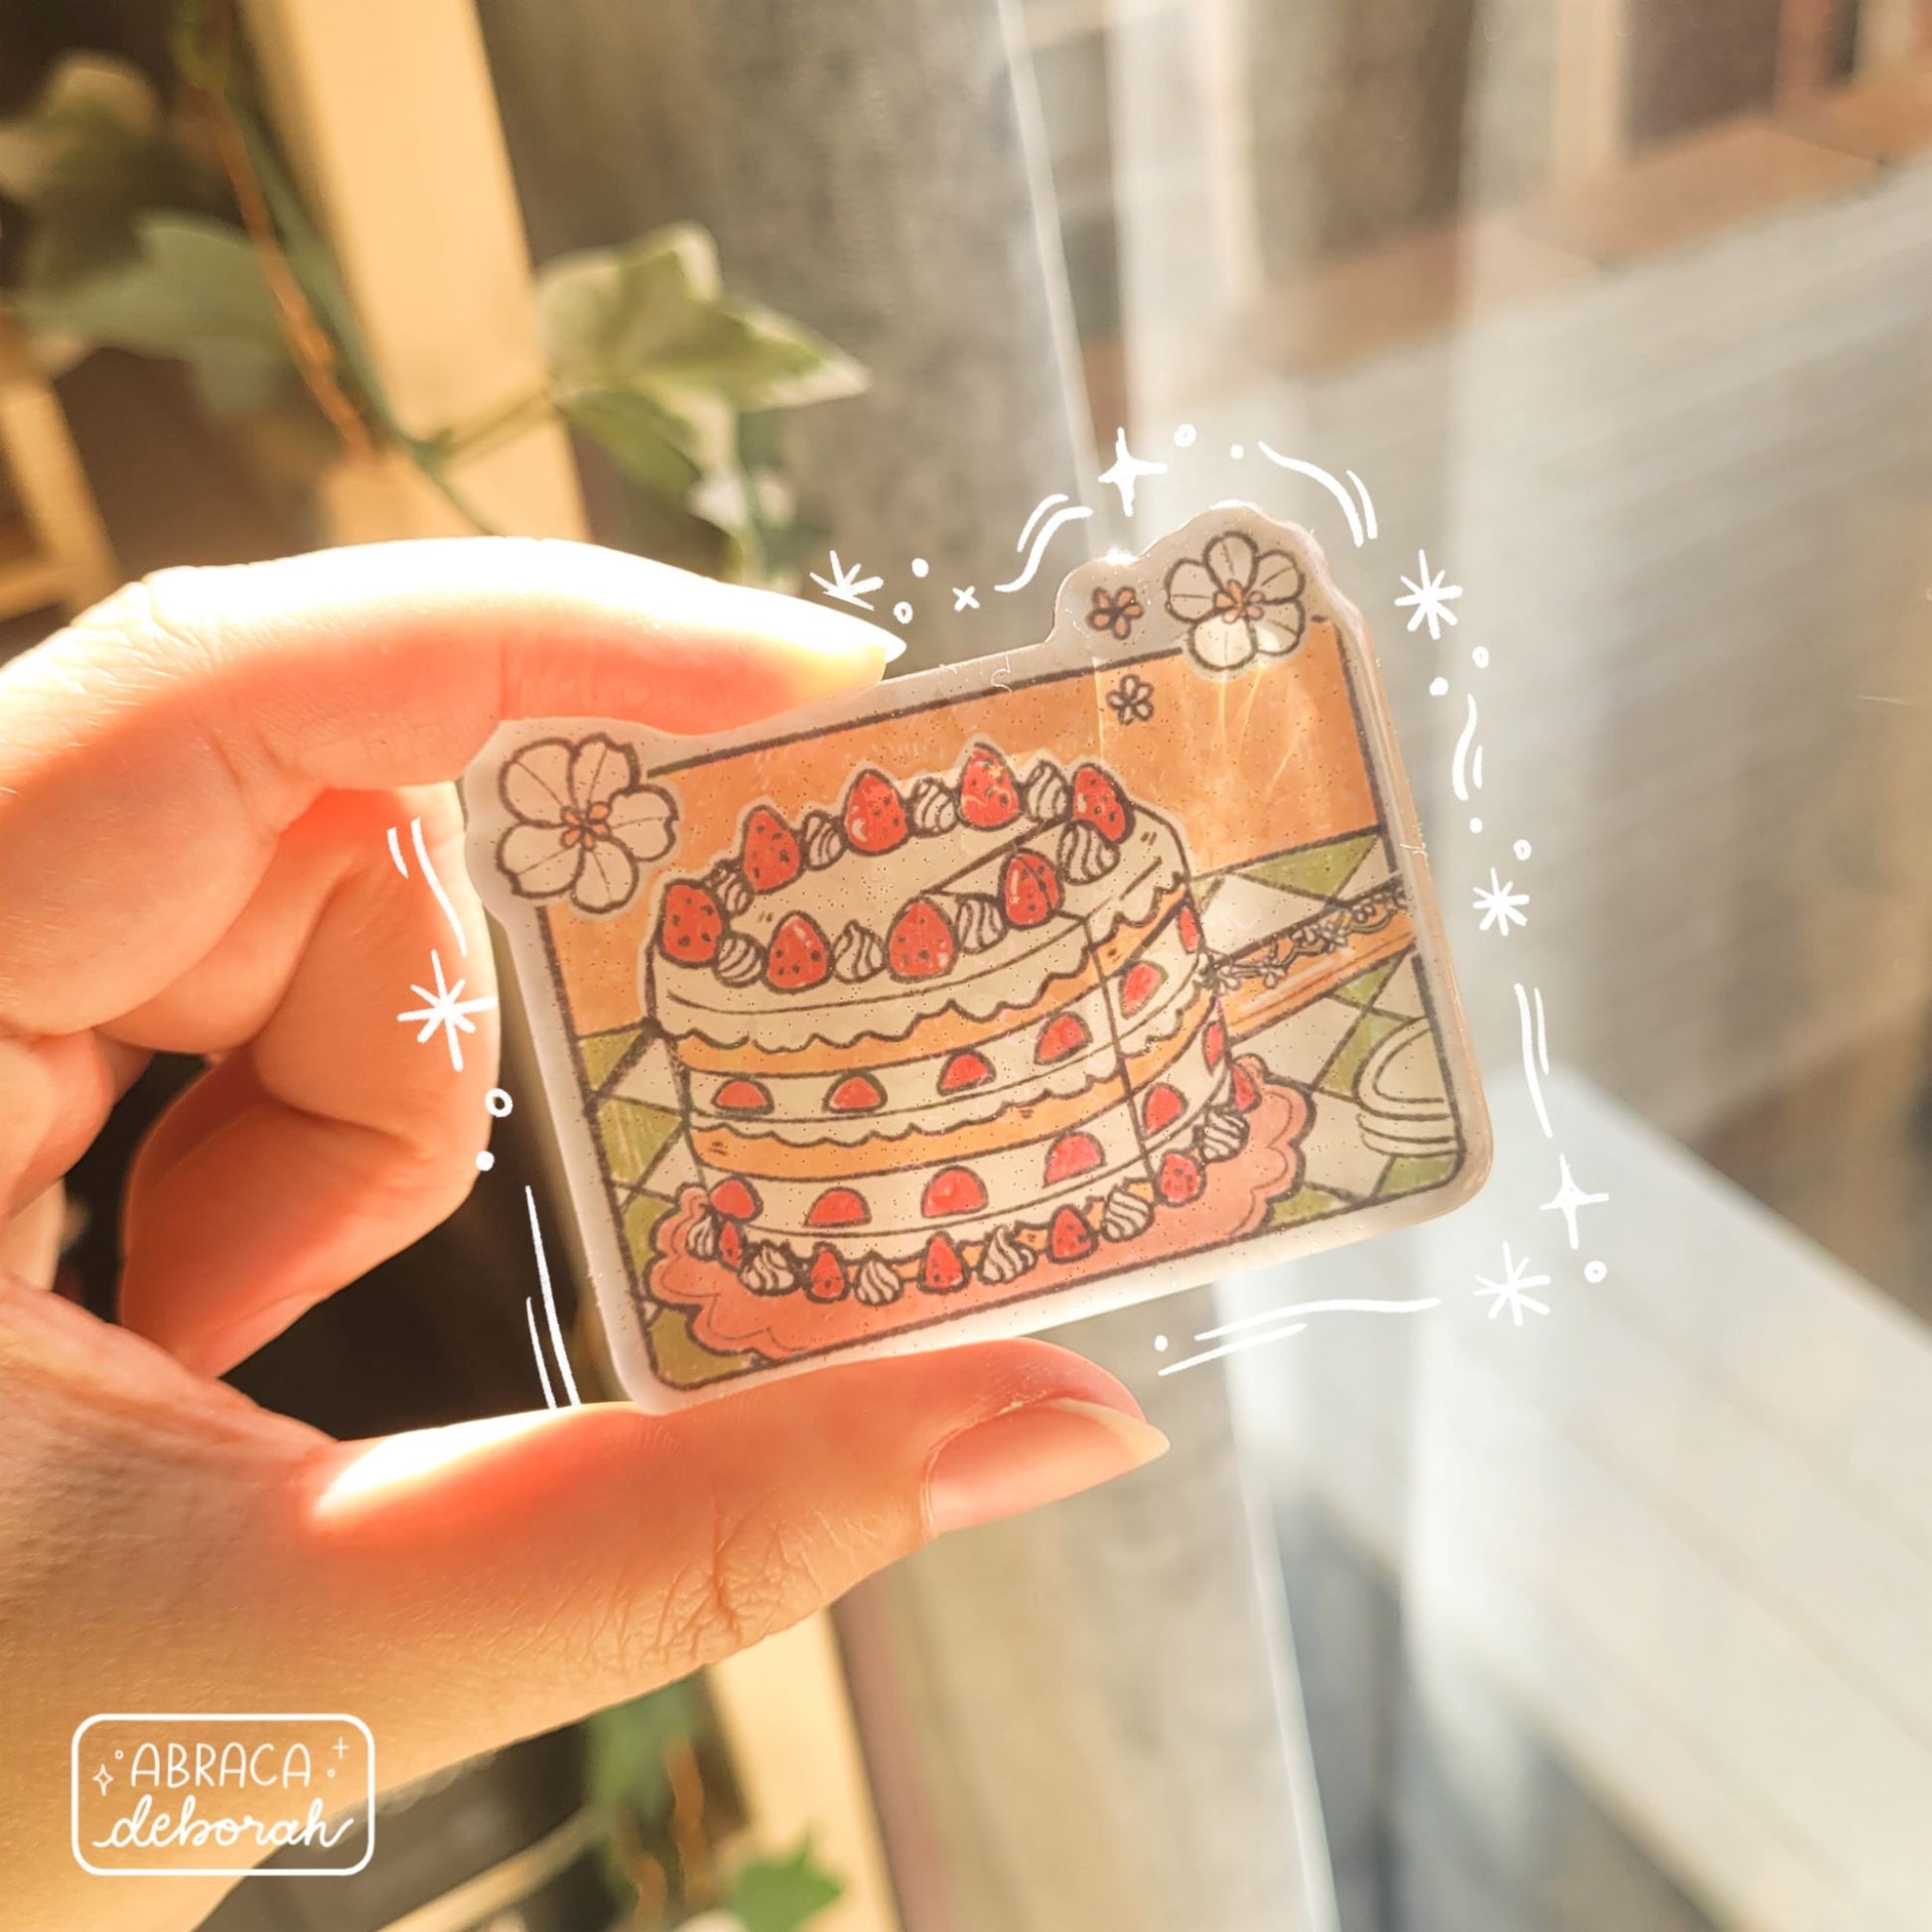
[1514,981,1554,1138]
[952,586,979,611]
[1473,1245,1551,1325]
[809,550,885,611]
[1474,867,1529,936]
[397,949,496,1071]
[1098,427,1168,516]
[1395,550,1461,640]
[1542,1154,1609,1250]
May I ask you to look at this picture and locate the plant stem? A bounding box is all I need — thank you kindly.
[188,2,373,460]
[407,440,505,538]
[439,387,555,465]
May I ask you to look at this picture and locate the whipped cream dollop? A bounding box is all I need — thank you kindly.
[1101,1185,1155,1242]
[1059,819,1120,885]
[855,1255,903,1305]
[687,1208,721,1259]
[800,809,845,870]
[706,859,754,916]
[978,1224,1035,1284]
[833,920,886,981]
[714,931,763,986]
[908,774,960,836]
[952,893,1007,954]
[743,1243,798,1296]
[1197,1104,1249,1163]
[1025,757,1070,822]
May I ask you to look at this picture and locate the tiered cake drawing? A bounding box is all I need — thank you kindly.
[648,748,1255,1306]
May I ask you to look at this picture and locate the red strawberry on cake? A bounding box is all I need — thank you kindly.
[1001,850,1060,928]
[889,898,957,981]
[656,880,722,964]
[959,744,1023,829]
[741,805,801,892]
[843,769,908,854]
[764,912,830,989]
[1071,763,1131,843]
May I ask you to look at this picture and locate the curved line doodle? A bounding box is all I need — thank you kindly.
[410,816,468,957]
[524,1298,558,1409]
[995,504,1093,594]
[1515,982,1554,1139]
[1194,1294,1447,1342]
[1016,491,1070,551]
[1451,695,1481,803]
[526,1185,581,1407]
[1345,469,1378,540]
[1160,1297,1442,1375]
[1255,443,1367,547]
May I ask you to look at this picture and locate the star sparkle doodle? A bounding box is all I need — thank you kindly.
[1395,550,1461,640]
[1541,1154,1609,1250]
[1098,427,1168,516]
[397,950,497,1072]
[1473,1244,1551,1325]
[1473,867,1530,936]
[808,550,885,611]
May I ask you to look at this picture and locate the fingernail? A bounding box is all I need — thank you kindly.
[925,1398,1170,1536]
[882,634,906,663]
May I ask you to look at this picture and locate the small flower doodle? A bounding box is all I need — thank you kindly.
[1087,584,1145,640]
[1107,673,1156,726]
[496,734,677,914]
[1165,529,1307,673]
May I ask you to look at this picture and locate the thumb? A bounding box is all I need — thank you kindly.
[282,1342,1166,1786]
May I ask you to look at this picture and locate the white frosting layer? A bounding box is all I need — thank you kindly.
[693,1006,1230,1263]
[687,923,1207,1147]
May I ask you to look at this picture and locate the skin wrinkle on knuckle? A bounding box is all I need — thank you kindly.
[591,1483,826,1686]
[131,571,288,816]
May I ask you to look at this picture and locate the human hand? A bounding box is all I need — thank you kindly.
[0,540,1167,1929]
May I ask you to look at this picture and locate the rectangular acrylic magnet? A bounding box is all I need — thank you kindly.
[463,505,1490,1408]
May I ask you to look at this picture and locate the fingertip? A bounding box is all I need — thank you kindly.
[734,579,902,697]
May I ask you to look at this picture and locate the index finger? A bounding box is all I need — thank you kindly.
[0,538,897,1034]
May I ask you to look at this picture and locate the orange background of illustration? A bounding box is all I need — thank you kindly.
[546,617,1376,1036]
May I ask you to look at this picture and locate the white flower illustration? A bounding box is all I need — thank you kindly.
[1164,530,1307,673]
[495,734,676,914]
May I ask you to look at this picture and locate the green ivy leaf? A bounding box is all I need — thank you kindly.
[15,211,290,415]
[583,1678,700,1823]
[729,1840,843,1932]
[0,55,218,291]
[561,389,705,499]
[536,224,866,419]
